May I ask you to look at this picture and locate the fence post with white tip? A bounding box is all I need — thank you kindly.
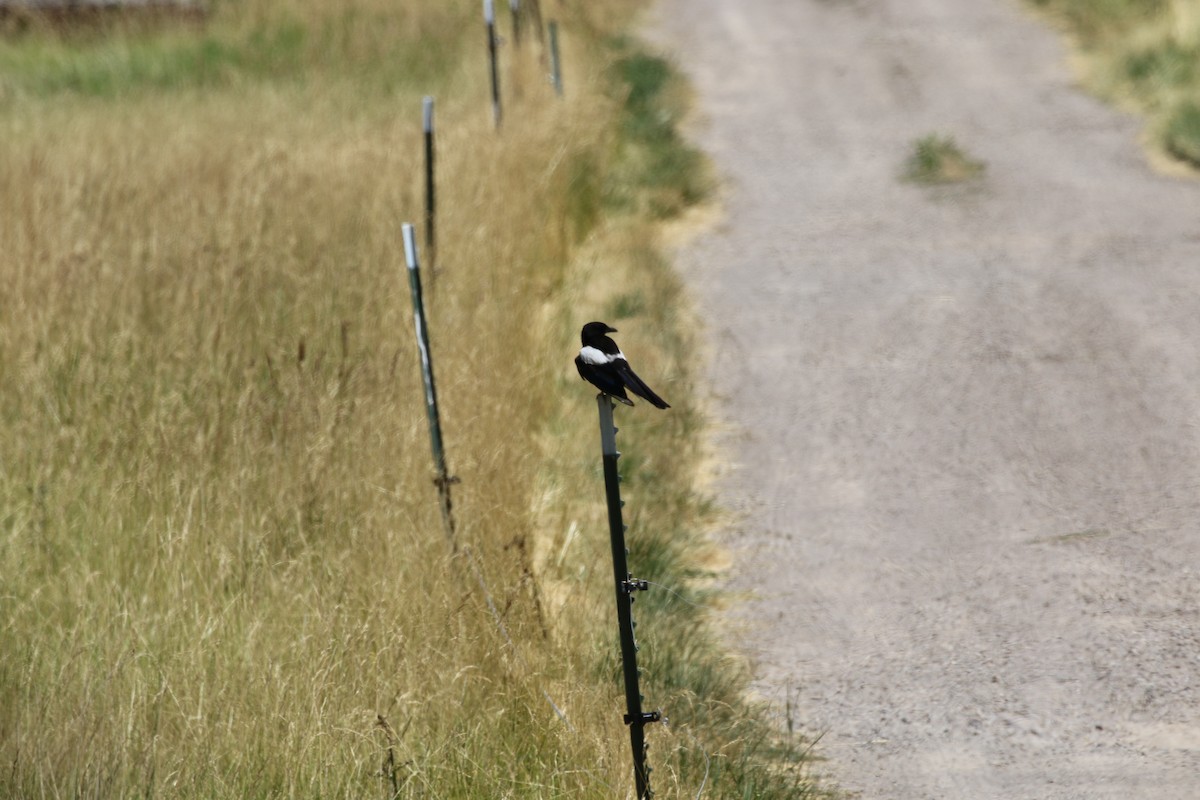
[484,0,502,128]
[596,394,660,799]
[548,20,563,97]
[402,223,458,548]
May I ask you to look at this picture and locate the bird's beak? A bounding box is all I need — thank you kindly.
[605,325,618,333]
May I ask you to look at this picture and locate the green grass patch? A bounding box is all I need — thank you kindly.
[0,24,307,97]
[565,151,604,244]
[1121,40,1200,95]
[0,4,471,102]
[606,289,648,320]
[904,134,985,183]
[605,43,711,218]
[1165,101,1200,166]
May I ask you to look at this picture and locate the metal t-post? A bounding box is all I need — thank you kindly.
[484,0,502,128]
[548,20,563,97]
[422,97,437,279]
[402,223,457,549]
[596,394,660,798]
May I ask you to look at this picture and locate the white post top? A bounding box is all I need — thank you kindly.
[422,96,434,133]
[483,0,494,24]
[402,223,419,270]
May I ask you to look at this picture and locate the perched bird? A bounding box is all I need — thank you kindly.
[575,321,670,409]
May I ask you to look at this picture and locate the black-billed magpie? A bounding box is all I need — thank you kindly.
[575,321,670,409]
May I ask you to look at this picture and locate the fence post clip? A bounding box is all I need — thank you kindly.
[621,578,649,594]
[433,474,462,489]
[624,710,662,726]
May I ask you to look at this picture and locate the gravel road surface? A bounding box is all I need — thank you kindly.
[647,1,1200,797]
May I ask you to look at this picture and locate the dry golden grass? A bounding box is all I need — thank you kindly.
[1,2,825,797]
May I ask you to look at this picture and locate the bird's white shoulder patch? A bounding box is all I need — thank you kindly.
[579,346,620,365]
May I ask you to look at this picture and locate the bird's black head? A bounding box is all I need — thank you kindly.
[580,321,617,344]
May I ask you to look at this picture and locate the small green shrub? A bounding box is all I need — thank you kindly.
[904,134,985,183]
[1123,42,1199,92]
[1165,102,1200,166]
[606,290,647,320]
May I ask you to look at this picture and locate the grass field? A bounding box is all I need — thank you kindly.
[0,1,823,796]
[1028,0,1200,169]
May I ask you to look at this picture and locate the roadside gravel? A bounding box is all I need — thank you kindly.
[647,1,1200,797]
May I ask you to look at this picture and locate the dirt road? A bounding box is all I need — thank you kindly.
[646,1,1200,797]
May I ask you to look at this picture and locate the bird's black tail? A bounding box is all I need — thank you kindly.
[617,363,670,409]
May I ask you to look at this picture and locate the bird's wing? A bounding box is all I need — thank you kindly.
[613,359,670,409]
[576,355,635,405]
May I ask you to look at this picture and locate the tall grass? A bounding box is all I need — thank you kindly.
[1028,0,1200,168]
[1,1,823,797]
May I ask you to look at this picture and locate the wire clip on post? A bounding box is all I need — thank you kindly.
[625,710,663,726]
[433,473,462,492]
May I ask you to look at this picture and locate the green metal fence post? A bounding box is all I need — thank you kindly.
[402,223,457,548]
[548,20,563,96]
[596,394,660,798]
[484,0,502,127]
[422,97,437,281]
